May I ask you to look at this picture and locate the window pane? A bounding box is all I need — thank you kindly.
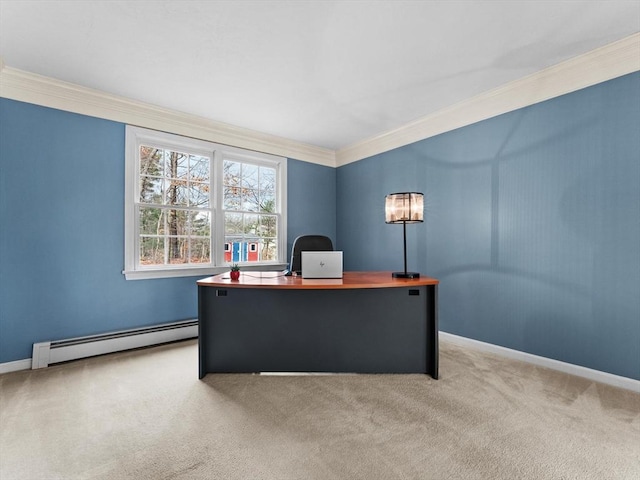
[140,146,163,177]
[225,212,243,234]
[140,176,163,203]
[189,182,209,207]
[166,209,188,236]
[165,180,188,206]
[165,150,188,179]
[260,214,278,237]
[242,188,260,212]
[140,236,164,265]
[243,214,259,235]
[259,238,277,261]
[167,237,187,264]
[140,207,165,235]
[189,238,210,263]
[191,211,211,237]
[241,164,259,189]
[259,190,275,213]
[260,166,275,191]
[223,160,241,186]
[224,186,241,210]
[190,155,209,182]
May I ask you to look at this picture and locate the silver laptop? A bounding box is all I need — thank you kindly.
[301,251,343,279]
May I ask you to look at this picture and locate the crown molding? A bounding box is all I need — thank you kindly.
[0,64,336,167]
[2,33,637,169]
[336,32,640,166]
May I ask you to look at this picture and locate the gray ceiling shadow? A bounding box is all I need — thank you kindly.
[490,33,631,70]
[409,108,601,299]
[399,114,597,169]
[327,30,615,150]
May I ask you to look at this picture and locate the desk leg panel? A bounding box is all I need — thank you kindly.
[426,285,438,379]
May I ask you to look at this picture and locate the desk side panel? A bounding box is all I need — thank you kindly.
[198,286,208,379]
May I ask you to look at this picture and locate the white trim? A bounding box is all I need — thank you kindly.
[0,358,32,374]
[336,33,640,166]
[122,266,225,281]
[440,332,640,393]
[123,260,288,281]
[0,63,335,167]
[31,342,51,369]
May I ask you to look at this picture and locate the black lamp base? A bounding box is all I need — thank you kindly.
[392,272,420,279]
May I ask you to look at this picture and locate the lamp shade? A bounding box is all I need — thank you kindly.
[385,192,424,224]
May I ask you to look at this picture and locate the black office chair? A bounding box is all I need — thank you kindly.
[284,235,334,276]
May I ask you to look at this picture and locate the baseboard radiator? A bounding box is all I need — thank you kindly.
[32,319,198,369]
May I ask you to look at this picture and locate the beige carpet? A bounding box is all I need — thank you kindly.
[1,339,638,480]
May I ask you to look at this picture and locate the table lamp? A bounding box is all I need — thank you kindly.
[385,192,424,279]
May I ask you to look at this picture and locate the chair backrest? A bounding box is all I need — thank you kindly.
[285,235,334,275]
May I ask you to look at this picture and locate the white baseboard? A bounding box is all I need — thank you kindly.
[440,332,640,393]
[0,358,32,374]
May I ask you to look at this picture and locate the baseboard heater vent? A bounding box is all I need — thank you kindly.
[32,319,198,369]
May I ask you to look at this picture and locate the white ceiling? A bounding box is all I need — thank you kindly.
[1,0,638,151]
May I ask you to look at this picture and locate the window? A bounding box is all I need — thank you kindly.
[124,126,287,280]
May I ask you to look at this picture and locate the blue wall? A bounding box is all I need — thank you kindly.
[287,159,336,252]
[337,72,640,380]
[0,99,336,363]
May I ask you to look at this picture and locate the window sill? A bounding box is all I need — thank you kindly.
[123,263,288,281]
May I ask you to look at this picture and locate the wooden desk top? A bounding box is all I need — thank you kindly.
[197,271,439,290]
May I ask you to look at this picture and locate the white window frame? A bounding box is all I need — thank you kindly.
[123,126,287,280]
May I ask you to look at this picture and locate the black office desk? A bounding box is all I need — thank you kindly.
[197,271,439,378]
